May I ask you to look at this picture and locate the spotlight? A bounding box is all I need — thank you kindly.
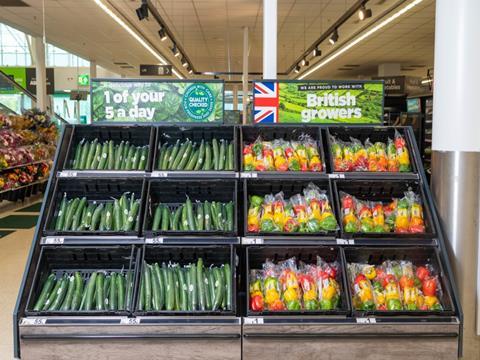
[329,28,339,45]
[294,65,300,73]
[312,47,321,57]
[188,68,193,74]
[300,58,306,66]
[358,4,372,21]
[158,28,167,41]
[136,0,148,21]
[172,43,180,57]
[181,57,188,67]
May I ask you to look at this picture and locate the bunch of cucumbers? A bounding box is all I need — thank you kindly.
[32,270,134,312]
[54,192,141,232]
[71,138,148,171]
[139,259,232,312]
[151,197,234,232]
[157,138,235,171]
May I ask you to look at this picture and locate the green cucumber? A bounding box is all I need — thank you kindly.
[204,201,212,231]
[95,272,105,311]
[224,264,232,310]
[207,269,216,310]
[152,204,162,231]
[131,147,141,170]
[166,267,175,311]
[167,139,180,169]
[107,140,115,169]
[161,145,172,170]
[185,267,193,311]
[33,274,55,311]
[104,275,111,308]
[85,139,98,169]
[176,141,193,170]
[144,262,152,311]
[204,271,212,310]
[138,146,148,170]
[71,272,83,311]
[212,138,219,170]
[114,141,124,170]
[99,205,106,231]
[226,201,234,231]
[48,275,69,311]
[161,205,169,231]
[203,142,212,170]
[97,142,109,170]
[90,203,104,231]
[78,140,90,170]
[109,272,117,311]
[171,140,189,170]
[113,199,122,231]
[218,139,226,170]
[117,273,125,310]
[194,140,205,171]
[60,275,76,311]
[178,268,188,311]
[85,272,98,311]
[157,143,168,169]
[185,197,196,231]
[71,197,87,231]
[181,203,189,231]
[196,202,204,231]
[212,268,224,311]
[104,202,113,231]
[55,194,68,231]
[72,140,83,169]
[190,264,197,311]
[151,265,160,311]
[196,258,206,311]
[172,267,180,310]
[121,141,130,170]
[43,277,62,310]
[172,205,182,231]
[184,147,199,171]
[125,271,133,310]
[153,263,164,311]
[138,269,145,311]
[210,201,219,230]
[227,141,234,170]
[125,145,136,171]
[89,142,102,170]
[123,200,139,231]
[63,197,79,231]
[82,202,96,230]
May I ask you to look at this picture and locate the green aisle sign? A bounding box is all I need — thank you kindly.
[253,80,384,124]
[91,79,224,122]
[77,74,90,86]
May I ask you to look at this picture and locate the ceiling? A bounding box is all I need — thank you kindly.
[0,0,435,81]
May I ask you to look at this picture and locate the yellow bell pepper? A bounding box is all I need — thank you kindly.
[265,288,280,305]
[283,287,298,302]
[363,265,376,280]
[424,295,439,308]
[322,284,336,300]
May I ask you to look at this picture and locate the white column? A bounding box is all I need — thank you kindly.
[263,0,277,79]
[242,26,249,124]
[33,36,47,111]
[89,60,97,80]
[431,0,480,357]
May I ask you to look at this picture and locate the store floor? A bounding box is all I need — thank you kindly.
[0,199,41,359]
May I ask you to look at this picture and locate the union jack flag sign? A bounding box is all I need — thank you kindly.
[253,81,279,123]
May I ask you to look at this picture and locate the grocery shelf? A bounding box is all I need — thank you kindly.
[0,159,51,173]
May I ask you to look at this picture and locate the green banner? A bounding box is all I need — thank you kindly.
[253,80,384,124]
[91,79,224,122]
[0,67,27,94]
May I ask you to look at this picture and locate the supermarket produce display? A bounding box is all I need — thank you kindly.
[14,122,462,359]
[0,110,58,200]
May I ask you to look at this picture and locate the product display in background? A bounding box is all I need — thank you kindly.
[249,257,341,312]
[340,191,426,234]
[138,259,232,312]
[247,182,337,234]
[52,192,141,232]
[150,198,234,232]
[31,270,134,312]
[348,260,444,311]
[157,137,234,171]
[243,134,323,172]
[331,130,411,172]
[0,110,57,195]
[70,139,149,171]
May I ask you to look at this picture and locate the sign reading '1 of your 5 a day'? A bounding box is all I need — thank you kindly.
[253,80,384,124]
[90,79,224,122]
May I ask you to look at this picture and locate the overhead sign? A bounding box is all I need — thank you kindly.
[77,74,90,86]
[25,68,55,95]
[373,76,422,96]
[140,64,173,76]
[91,79,224,122]
[253,80,384,124]
[0,67,27,93]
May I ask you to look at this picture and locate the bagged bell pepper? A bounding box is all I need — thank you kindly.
[298,265,319,310]
[290,194,308,225]
[263,260,282,310]
[383,261,403,310]
[243,144,255,171]
[371,202,387,232]
[383,199,397,232]
[375,141,388,171]
[394,130,411,172]
[395,196,410,233]
[357,200,374,233]
[303,134,322,172]
[365,139,378,172]
[331,137,345,172]
[341,192,360,233]
[249,270,264,312]
[278,258,301,310]
[260,194,279,232]
[283,141,301,171]
[406,191,426,233]
[262,141,275,171]
[317,258,341,310]
[387,138,399,172]
[272,139,288,171]
[342,142,355,171]
[349,265,375,310]
[247,195,263,232]
[351,137,368,171]
[291,141,309,171]
[272,192,287,230]
[283,203,298,232]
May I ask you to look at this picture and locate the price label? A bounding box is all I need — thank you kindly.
[120,318,141,325]
[21,318,47,326]
[328,173,345,179]
[356,318,376,324]
[241,172,258,178]
[59,171,77,178]
[151,171,168,178]
[44,237,64,245]
[146,237,164,244]
[336,239,355,245]
[242,238,263,245]
[244,317,264,325]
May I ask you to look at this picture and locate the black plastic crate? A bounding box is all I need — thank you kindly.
[333,179,435,239]
[245,246,349,316]
[326,126,418,175]
[134,245,236,315]
[153,125,237,171]
[143,179,238,236]
[240,125,326,174]
[62,125,155,171]
[25,245,140,316]
[243,179,339,236]
[343,247,455,317]
[43,178,146,236]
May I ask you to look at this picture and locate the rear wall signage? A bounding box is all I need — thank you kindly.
[91,79,224,122]
[253,80,384,124]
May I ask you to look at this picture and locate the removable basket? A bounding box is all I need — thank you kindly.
[62,124,155,171]
[343,247,455,317]
[245,246,350,316]
[240,125,326,174]
[143,179,238,236]
[25,245,140,316]
[333,179,435,239]
[243,179,339,237]
[134,245,236,315]
[326,126,418,175]
[154,125,237,171]
[43,178,146,237]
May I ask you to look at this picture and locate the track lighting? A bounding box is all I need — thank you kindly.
[294,65,300,73]
[181,57,188,67]
[172,43,180,57]
[188,67,193,74]
[136,0,148,21]
[329,28,339,45]
[358,4,372,21]
[312,47,321,57]
[300,58,306,66]
[158,28,167,41]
